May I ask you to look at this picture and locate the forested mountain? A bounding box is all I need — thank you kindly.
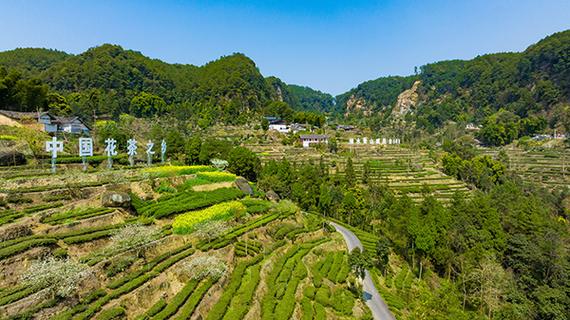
[0,44,328,125]
[284,84,336,113]
[0,48,70,74]
[337,30,570,144]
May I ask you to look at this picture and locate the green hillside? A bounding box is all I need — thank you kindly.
[0,45,330,125]
[336,30,570,143]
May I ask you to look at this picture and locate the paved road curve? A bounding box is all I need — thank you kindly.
[330,222,396,320]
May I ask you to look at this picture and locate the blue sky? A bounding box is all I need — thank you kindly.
[0,0,569,95]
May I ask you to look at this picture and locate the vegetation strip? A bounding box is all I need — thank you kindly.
[260,238,329,320]
[42,207,115,224]
[173,278,218,320]
[65,245,195,320]
[150,279,199,320]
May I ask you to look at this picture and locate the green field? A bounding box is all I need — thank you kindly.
[0,165,367,320]
[248,144,471,203]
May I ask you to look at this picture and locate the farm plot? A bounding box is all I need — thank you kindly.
[1,164,369,320]
[248,144,470,203]
[482,148,570,189]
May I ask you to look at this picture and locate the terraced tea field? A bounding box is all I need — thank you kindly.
[481,148,570,189]
[0,165,370,319]
[249,144,471,203]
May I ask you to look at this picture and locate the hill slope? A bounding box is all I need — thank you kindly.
[0,45,330,123]
[337,29,570,135]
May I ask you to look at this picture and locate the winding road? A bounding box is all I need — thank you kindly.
[330,222,396,320]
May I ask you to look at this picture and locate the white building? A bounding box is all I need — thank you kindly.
[268,123,290,133]
[300,134,328,148]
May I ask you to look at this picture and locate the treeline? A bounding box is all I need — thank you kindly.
[336,30,570,144]
[256,158,569,319]
[0,45,333,125]
[263,101,326,127]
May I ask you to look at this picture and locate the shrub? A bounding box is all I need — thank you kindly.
[138,298,166,319]
[95,306,125,320]
[6,194,33,204]
[180,255,227,281]
[240,198,273,214]
[106,243,193,289]
[62,230,115,245]
[105,255,136,277]
[272,200,297,216]
[0,286,39,307]
[206,256,263,320]
[314,303,327,320]
[193,220,230,243]
[235,240,262,257]
[222,264,262,319]
[109,224,160,252]
[21,257,92,298]
[0,238,58,259]
[151,280,199,320]
[198,211,282,251]
[314,287,330,306]
[301,297,313,320]
[42,207,114,224]
[42,193,73,202]
[53,247,69,258]
[173,278,217,320]
[272,223,302,240]
[173,201,246,234]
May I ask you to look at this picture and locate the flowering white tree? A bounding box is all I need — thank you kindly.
[194,220,229,244]
[109,224,160,254]
[181,255,227,280]
[21,257,92,298]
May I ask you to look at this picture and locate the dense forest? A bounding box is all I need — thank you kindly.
[337,30,570,145]
[0,45,335,125]
[256,155,569,320]
[1,30,569,140]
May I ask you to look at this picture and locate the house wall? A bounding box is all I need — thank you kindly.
[301,138,328,148]
[44,124,58,133]
[38,115,52,124]
[269,124,290,133]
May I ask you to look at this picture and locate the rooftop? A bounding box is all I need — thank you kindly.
[300,134,328,139]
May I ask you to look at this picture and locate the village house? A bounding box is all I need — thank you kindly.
[0,110,90,134]
[336,124,355,131]
[300,134,328,148]
[265,116,290,133]
[268,120,290,133]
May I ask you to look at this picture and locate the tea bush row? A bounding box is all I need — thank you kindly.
[43,207,115,225]
[173,278,217,320]
[150,279,199,320]
[136,298,166,320]
[94,306,126,320]
[0,202,64,226]
[261,239,328,319]
[206,255,263,320]
[72,246,195,320]
[198,211,283,251]
[234,240,262,257]
[139,188,244,218]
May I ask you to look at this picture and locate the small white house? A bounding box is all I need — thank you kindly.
[300,134,328,148]
[269,123,290,133]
